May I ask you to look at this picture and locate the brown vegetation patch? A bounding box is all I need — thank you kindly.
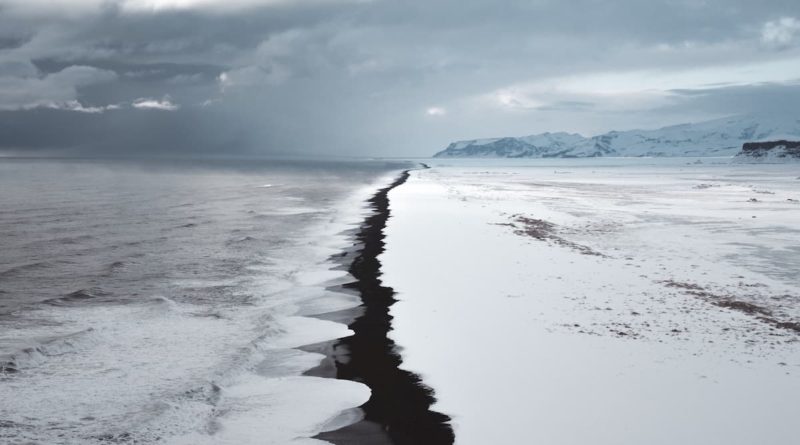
[510,215,606,257]
[661,280,704,291]
[714,300,772,316]
[774,321,800,334]
[660,280,799,336]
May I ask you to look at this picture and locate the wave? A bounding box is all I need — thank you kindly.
[1,328,96,374]
[225,235,259,246]
[56,234,95,245]
[42,288,115,307]
[253,207,324,217]
[0,261,55,279]
[107,261,126,272]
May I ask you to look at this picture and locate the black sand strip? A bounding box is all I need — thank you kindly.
[315,169,455,445]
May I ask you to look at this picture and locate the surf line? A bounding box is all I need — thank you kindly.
[310,166,454,445]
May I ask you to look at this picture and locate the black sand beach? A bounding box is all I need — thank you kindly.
[310,169,454,445]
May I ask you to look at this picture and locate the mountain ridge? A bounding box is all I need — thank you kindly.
[434,114,800,158]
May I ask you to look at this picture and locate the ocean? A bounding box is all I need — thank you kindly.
[0,157,406,443]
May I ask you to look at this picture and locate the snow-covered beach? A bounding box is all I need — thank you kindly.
[382,159,800,444]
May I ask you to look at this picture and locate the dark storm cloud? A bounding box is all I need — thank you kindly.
[0,107,249,156]
[1,0,799,157]
[0,34,30,50]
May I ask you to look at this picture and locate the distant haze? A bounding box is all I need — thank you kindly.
[1,0,799,157]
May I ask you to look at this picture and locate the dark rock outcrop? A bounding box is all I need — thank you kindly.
[738,140,800,158]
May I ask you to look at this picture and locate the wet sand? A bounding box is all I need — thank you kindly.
[310,169,454,445]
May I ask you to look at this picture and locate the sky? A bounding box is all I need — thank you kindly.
[0,0,799,157]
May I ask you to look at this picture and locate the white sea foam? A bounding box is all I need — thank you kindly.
[167,376,370,445]
[0,160,401,444]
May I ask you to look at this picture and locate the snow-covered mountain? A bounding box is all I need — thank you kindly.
[434,115,800,158]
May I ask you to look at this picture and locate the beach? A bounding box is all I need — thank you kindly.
[2,157,798,444]
[381,159,800,444]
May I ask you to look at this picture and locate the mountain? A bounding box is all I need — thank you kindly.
[733,140,800,163]
[433,114,800,158]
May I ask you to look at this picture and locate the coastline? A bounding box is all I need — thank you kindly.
[309,168,454,445]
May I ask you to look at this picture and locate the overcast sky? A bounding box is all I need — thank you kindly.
[1,0,799,157]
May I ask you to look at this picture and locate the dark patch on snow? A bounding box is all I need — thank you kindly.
[510,215,607,257]
[660,280,800,335]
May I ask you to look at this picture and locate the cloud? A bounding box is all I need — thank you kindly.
[762,17,800,48]
[132,96,180,110]
[0,65,117,111]
[426,106,446,116]
[45,101,122,113]
[119,0,315,12]
[484,56,800,112]
[218,65,290,90]
[0,0,365,16]
[2,0,800,156]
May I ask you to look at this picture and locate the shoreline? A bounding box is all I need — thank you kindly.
[310,168,454,445]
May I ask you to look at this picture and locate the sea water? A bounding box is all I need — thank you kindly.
[0,157,404,443]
